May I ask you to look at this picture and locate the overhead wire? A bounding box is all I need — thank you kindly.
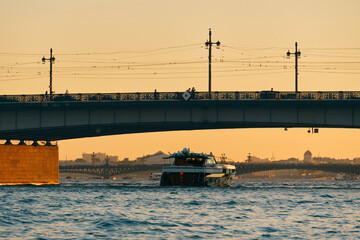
[1,44,359,84]
[0,75,48,82]
[56,43,202,56]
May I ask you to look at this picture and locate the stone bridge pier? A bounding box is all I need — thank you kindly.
[0,144,59,185]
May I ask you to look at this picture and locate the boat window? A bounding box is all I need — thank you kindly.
[175,158,187,165]
[174,157,205,166]
[206,157,216,165]
[187,157,204,166]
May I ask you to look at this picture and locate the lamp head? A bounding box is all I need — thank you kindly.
[216,41,220,49]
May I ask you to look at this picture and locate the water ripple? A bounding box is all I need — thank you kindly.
[0,179,359,239]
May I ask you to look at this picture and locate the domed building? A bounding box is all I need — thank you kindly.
[303,150,313,163]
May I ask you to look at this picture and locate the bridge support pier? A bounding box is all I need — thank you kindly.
[0,144,59,185]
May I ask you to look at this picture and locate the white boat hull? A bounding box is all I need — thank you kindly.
[160,167,235,187]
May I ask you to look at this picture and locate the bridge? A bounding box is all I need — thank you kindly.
[60,163,164,179]
[236,163,360,175]
[1,90,360,141]
[59,163,360,179]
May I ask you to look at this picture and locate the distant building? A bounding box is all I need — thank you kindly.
[59,160,105,166]
[108,155,119,162]
[134,151,172,165]
[82,152,105,162]
[246,156,270,164]
[353,158,360,164]
[82,152,119,162]
[303,150,313,163]
[313,157,352,164]
[275,158,300,164]
[313,157,334,164]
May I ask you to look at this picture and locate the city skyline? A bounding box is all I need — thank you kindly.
[1,0,360,162]
[66,148,360,163]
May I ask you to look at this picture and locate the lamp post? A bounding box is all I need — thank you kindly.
[42,48,55,99]
[205,29,220,93]
[286,42,301,93]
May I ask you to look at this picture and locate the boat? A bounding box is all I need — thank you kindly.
[335,173,346,180]
[149,172,162,181]
[335,173,358,180]
[160,148,236,186]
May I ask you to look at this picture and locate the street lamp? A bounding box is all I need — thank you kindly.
[42,48,55,99]
[286,42,301,93]
[205,29,221,93]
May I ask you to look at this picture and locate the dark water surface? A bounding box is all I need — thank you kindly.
[0,179,359,239]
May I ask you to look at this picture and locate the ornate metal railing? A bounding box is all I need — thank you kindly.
[1,91,360,103]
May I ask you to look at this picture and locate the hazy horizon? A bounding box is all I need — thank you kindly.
[60,146,360,163]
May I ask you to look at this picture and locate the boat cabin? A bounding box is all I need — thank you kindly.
[161,148,235,186]
[174,156,216,167]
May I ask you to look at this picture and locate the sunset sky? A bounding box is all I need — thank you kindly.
[1,0,360,161]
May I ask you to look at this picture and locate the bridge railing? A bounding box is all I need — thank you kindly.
[1,91,360,103]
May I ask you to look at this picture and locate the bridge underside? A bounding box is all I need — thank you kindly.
[0,122,357,141]
[1,99,360,141]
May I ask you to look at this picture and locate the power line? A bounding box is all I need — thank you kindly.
[223,45,287,51]
[304,53,360,58]
[53,68,288,77]
[56,43,202,56]
[303,47,360,51]
[303,70,360,74]
[0,75,47,82]
[0,44,359,86]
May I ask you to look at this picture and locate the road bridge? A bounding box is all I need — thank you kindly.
[60,163,164,179]
[59,163,360,179]
[1,91,360,141]
[236,163,360,175]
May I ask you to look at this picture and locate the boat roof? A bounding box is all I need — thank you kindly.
[164,148,213,159]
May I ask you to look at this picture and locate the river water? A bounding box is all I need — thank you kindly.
[0,179,359,239]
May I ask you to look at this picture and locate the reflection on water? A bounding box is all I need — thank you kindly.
[0,179,359,239]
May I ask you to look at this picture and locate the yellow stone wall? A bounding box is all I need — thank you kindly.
[0,145,59,185]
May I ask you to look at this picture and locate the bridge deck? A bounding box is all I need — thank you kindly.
[1,91,360,103]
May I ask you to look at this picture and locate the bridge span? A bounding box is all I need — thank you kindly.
[1,91,360,141]
[236,163,360,175]
[60,163,164,179]
[59,163,360,179]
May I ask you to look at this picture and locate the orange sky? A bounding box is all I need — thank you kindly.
[1,0,360,161]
